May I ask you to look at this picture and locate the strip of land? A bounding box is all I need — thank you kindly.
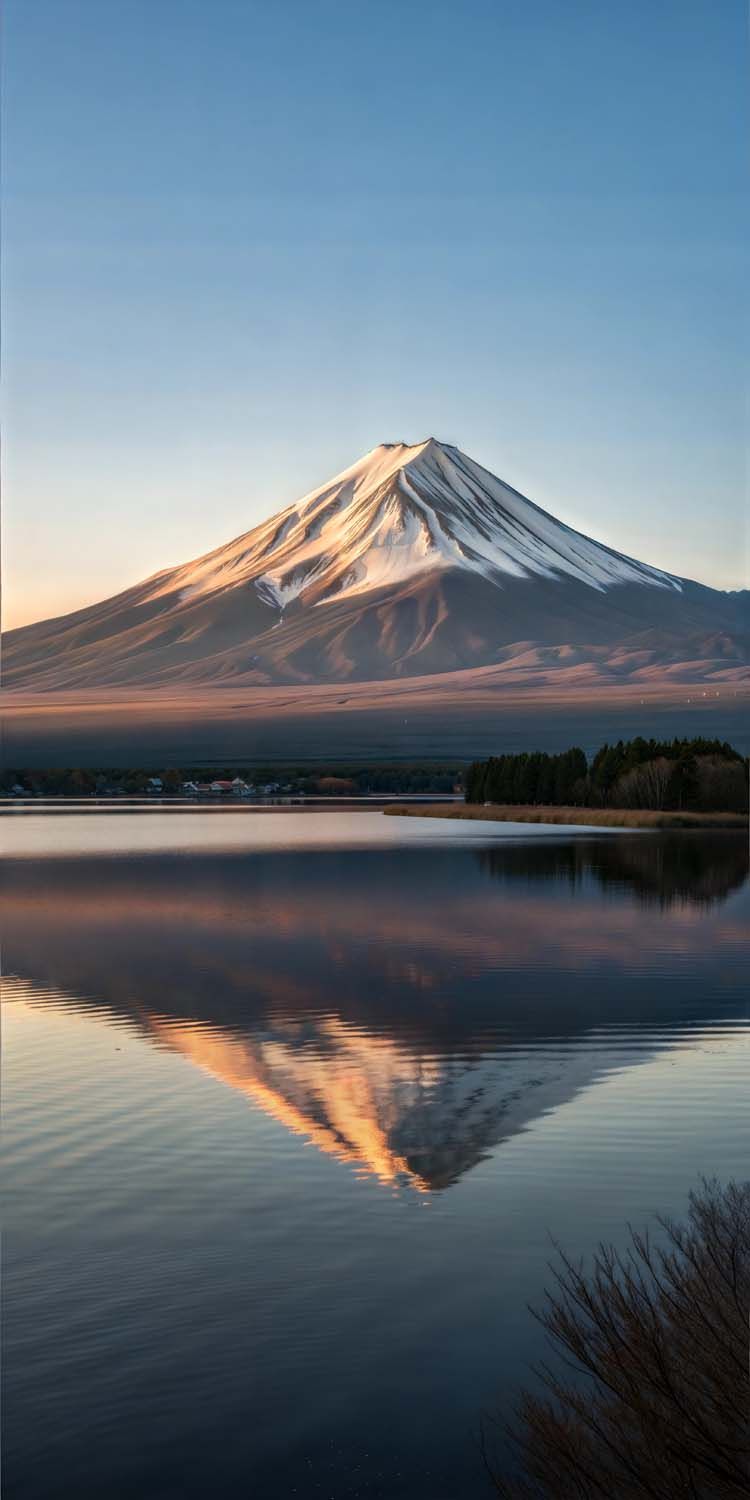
[2,678,748,766]
[383,804,748,830]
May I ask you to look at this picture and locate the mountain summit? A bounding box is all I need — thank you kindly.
[246,437,682,608]
[4,440,747,689]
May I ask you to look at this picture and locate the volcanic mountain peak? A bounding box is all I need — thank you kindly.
[5,437,747,693]
[147,436,682,619]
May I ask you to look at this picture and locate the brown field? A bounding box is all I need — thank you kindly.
[383,803,749,830]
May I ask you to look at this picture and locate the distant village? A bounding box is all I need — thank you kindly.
[160,776,285,797]
[1,764,463,800]
[4,774,308,800]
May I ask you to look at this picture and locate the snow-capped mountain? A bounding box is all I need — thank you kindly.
[170,436,682,608]
[4,438,748,688]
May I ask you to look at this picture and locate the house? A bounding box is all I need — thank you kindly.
[147,777,163,792]
[181,781,199,795]
[209,780,235,794]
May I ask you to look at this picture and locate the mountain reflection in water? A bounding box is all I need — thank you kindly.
[3,833,747,1193]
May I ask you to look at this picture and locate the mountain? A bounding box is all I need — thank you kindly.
[4,438,748,690]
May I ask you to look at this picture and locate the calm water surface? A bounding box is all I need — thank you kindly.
[3,809,749,1499]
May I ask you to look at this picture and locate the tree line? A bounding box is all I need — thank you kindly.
[0,762,463,798]
[465,737,748,813]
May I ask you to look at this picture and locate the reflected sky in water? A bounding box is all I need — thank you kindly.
[3,811,749,1498]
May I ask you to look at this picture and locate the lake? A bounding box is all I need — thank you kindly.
[3,809,748,1499]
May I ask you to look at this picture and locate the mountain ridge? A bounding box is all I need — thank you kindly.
[4,438,748,690]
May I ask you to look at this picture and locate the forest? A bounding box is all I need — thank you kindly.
[465,738,748,813]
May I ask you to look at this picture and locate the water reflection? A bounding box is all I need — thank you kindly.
[3,834,747,1192]
[478,833,749,908]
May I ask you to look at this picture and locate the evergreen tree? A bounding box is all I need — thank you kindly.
[465,761,486,803]
[463,737,743,811]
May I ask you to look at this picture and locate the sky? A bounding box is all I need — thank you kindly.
[2,0,748,629]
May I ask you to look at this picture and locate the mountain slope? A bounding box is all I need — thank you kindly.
[4,438,748,689]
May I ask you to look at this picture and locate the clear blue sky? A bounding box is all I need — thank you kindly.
[3,0,747,627]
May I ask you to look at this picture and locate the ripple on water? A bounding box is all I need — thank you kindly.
[2,825,748,1499]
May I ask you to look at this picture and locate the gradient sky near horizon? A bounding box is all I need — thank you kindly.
[2,0,747,629]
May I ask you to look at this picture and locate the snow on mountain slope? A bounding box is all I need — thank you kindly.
[4,438,746,691]
[142,437,682,615]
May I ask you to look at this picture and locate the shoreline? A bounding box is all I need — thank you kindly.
[383,804,748,830]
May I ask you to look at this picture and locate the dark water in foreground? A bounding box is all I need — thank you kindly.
[3,811,749,1499]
